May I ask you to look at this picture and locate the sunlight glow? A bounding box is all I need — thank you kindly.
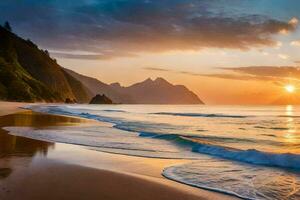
[285,84,295,93]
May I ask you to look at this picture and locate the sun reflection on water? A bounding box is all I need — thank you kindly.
[284,105,297,144]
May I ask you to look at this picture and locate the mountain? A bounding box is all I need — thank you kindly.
[0,25,91,102]
[110,78,203,104]
[64,68,203,104]
[0,24,203,104]
[63,68,132,103]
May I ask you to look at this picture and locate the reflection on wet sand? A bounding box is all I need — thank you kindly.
[0,168,12,179]
[0,110,234,200]
[0,111,88,179]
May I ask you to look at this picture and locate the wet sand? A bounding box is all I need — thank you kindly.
[0,102,237,200]
[0,101,26,116]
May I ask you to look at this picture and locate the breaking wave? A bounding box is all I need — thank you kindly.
[152,112,248,118]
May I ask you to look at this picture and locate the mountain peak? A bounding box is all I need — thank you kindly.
[154,77,169,84]
[143,78,153,83]
[110,82,121,88]
[141,77,169,84]
[125,77,203,104]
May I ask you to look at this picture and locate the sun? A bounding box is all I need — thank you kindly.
[285,84,295,93]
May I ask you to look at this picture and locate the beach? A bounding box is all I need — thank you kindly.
[0,102,236,200]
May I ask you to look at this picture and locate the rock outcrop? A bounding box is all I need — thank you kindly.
[89,94,113,104]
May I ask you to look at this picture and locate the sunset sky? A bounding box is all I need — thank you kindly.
[1,0,300,104]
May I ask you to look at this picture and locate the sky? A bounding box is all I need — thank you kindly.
[1,0,300,104]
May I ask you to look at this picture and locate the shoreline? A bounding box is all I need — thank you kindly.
[0,102,237,200]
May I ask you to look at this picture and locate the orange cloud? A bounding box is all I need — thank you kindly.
[1,1,297,60]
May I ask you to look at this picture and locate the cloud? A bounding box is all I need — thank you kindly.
[204,66,300,83]
[144,66,300,83]
[278,54,289,60]
[290,40,300,46]
[275,41,283,49]
[50,50,136,60]
[144,66,300,84]
[196,73,274,81]
[289,17,299,27]
[221,66,300,78]
[144,67,202,76]
[0,0,297,59]
[143,67,172,72]
[143,66,268,81]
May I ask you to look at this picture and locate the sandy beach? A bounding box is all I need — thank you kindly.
[0,102,237,200]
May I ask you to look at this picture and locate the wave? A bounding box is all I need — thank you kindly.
[254,126,289,130]
[20,105,300,200]
[192,142,300,169]
[162,167,255,200]
[152,112,248,118]
[137,132,300,169]
[138,131,266,145]
[278,115,300,118]
[112,126,300,169]
[25,105,120,125]
[260,134,277,137]
[24,105,300,170]
[102,109,127,113]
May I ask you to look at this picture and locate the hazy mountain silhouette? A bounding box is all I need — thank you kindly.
[65,69,203,104]
[63,68,133,103]
[110,77,203,104]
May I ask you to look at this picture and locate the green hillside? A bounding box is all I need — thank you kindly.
[0,25,91,102]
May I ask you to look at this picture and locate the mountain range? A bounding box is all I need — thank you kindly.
[0,25,203,104]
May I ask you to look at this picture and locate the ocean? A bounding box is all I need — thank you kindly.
[5,104,300,200]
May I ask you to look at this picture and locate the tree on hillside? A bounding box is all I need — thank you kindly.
[4,21,12,32]
[44,50,50,56]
